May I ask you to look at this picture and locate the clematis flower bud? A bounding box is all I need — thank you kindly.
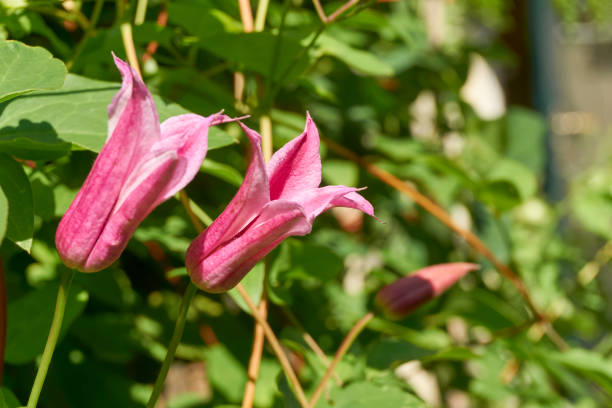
[186,114,376,293]
[56,55,234,272]
[376,263,479,317]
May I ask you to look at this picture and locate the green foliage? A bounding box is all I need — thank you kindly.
[0,40,66,103]
[0,0,610,407]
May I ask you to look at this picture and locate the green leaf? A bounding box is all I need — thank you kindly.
[228,261,264,314]
[327,381,423,408]
[198,31,310,82]
[549,349,612,393]
[0,40,66,103]
[505,107,547,174]
[0,74,234,155]
[322,159,359,187]
[317,34,394,77]
[0,387,21,408]
[201,159,243,187]
[570,167,612,240]
[0,154,33,251]
[487,159,537,200]
[205,344,246,402]
[4,281,89,364]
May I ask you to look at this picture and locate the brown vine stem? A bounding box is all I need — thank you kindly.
[281,307,342,386]
[312,0,360,23]
[236,285,309,408]
[320,136,569,351]
[308,312,375,408]
[0,256,6,385]
[178,194,309,405]
[236,3,274,408]
[235,0,254,105]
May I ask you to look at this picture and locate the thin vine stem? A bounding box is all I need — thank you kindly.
[66,0,105,70]
[308,312,375,408]
[236,285,309,408]
[318,136,569,351]
[145,283,197,408]
[26,269,75,408]
[177,196,309,408]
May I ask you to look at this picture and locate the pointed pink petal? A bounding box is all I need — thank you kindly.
[188,122,271,260]
[376,263,479,317]
[149,112,236,201]
[56,57,162,271]
[186,200,312,293]
[81,152,180,271]
[292,185,376,223]
[329,191,375,218]
[267,112,321,200]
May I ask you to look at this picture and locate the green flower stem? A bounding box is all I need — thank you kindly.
[26,269,75,408]
[146,283,197,408]
[134,0,149,25]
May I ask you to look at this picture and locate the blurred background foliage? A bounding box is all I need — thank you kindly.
[1,0,612,407]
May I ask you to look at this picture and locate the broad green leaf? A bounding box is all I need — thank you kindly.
[71,314,139,363]
[4,282,89,364]
[549,348,612,393]
[0,40,66,103]
[367,339,432,369]
[201,159,243,187]
[322,159,359,187]
[487,159,537,200]
[197,31,310,82]
[0,74,234,155]
[0,388,21,408]
[0,154,33,251]
[205,344,246,402]
[327,381,423,408]
[505,107,547,174]
[570,167,612,240]
[317,34,394,77]
[168,0,240,39]
[228,261,264,314]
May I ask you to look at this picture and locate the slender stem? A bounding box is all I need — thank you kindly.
[260,115,273,163]
[30,7,90,30]
[26,269,75,408]
[134,0,148,25]
[236,285,309,408]
[327,0,359,22]
[146,283,197,408]
[241,296,268,408]
[281,308,342,386]
[238,0,254,32]
[179,190,204,232]
[120,22,142,77]
[0,256,6,385]
[308,312,374,408]
[318,136,568,351]
[312,0,327,23]
[235,0,254,105]
[254,0,270,31]
[67,0,105,70]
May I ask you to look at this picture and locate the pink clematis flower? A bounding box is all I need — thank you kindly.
[376,263,479,317]
[186,114,376,293]
[56,55,234,272]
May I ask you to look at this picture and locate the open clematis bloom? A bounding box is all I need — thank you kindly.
[376,263,479,317]
[56,55,234,272]
[186,113,376,293]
